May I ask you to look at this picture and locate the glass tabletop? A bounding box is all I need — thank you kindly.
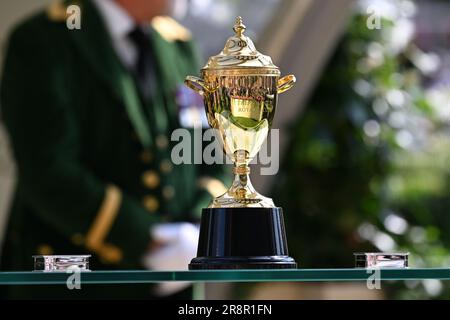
[0,268,450,285]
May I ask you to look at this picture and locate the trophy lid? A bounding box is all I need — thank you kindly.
[202,16,280,74]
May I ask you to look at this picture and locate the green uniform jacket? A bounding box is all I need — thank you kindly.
[0,0,227,298]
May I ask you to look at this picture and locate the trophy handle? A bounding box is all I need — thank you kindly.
[277,75,296,94]
[185,76,212,96]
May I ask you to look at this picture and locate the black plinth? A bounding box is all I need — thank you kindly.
[189,207,297,269]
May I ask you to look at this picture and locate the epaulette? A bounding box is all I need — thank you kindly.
[46,1,68,22]
[47,1,82,22]
[151,16,192,42]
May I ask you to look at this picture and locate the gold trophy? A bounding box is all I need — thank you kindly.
[185,17,297,269]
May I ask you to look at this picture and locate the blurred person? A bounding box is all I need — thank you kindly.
[0,0,226,299]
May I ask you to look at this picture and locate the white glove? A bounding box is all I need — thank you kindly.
[142,222,199,296]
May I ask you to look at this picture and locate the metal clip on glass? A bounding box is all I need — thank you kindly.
[33,255,91,272]
[354,252,409,268]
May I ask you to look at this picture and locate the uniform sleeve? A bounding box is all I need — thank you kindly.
[0,23,157,267]
[189,129,231,217]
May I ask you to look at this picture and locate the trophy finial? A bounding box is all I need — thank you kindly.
[233,16,246,37]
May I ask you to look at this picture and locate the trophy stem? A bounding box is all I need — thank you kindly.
[232,163,253,199]
[210,150,275,207]
[229,150,258,203]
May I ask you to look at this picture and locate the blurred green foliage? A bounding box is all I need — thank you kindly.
[273,10,450,299]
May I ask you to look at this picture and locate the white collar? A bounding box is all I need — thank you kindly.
[92,0,135,40]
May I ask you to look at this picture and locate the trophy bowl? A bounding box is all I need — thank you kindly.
[185,17,298,269]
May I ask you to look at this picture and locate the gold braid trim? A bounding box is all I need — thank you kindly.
[151,15,192,42]
[85,185,123,264]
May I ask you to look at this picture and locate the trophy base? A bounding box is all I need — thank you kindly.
[189,256,297,269]
[189,207,297,270]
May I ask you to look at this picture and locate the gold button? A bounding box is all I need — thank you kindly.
[37,244,54,256]
[160,159,173,173]
[140,150,153,163]
[156,135,169,150]
[71,233,84,246]
[162,185,175,199]
[142,195,159,213]
[142,170,160,189]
